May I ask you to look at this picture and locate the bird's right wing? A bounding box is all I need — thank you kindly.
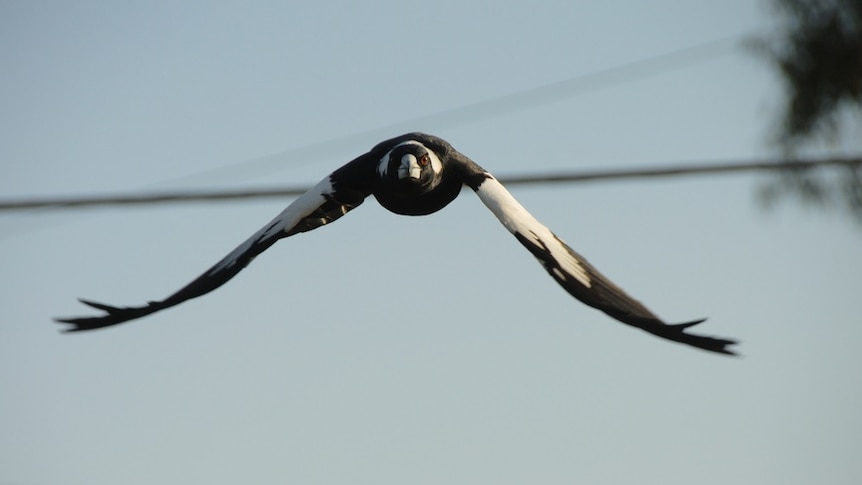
[55,163,375,332]
[468,172,737,355]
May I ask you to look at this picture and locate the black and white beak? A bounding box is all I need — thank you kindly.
[398,153,423,180]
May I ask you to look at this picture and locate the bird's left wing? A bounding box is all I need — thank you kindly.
[467,172,737,355]
[55,162,375,331]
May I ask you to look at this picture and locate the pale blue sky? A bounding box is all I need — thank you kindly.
[3,2,861,484]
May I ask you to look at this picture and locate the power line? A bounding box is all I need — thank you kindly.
[0,35,749,219]
[3,156,859,212]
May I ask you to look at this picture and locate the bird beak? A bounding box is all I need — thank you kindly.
[398,154,421,180]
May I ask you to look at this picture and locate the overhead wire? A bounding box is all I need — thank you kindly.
[9,32,850,216]
[2,156,859,212]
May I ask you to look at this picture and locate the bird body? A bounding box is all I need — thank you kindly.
[57,133,737,355]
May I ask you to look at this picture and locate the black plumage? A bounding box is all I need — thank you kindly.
[56,133,738,355]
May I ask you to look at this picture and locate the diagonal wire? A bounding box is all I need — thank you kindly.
[165,35,744,186]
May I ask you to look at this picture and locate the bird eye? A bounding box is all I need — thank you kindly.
[418,154,430,167]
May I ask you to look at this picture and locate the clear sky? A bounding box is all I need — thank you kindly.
[3,1,861,484]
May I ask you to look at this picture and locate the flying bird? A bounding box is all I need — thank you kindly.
[56,133,737,355]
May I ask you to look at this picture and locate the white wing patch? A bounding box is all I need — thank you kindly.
[208,177,334,275]
[474,175,592,288]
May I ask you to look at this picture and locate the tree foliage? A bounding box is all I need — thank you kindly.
[756,0,862,224]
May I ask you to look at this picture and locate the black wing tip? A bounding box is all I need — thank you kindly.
[55,323,94,333]
[698,339,740,356]
[53,318,106,333]
[663,317,740,356]
[53,298,159,332]
[76,298,120,311]
[53,315,114,333]
[670,317,708,329]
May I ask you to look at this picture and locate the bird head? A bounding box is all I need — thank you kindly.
[373,138,464,216]
[380,141,444,193]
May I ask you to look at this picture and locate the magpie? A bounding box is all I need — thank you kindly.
[56,133,738,355]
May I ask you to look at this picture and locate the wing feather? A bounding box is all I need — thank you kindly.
[55,174,371,331]
[471,173,737,355]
